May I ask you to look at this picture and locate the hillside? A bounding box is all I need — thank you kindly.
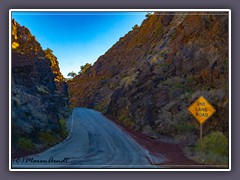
[68,12,229,143]
[11,19,69,157]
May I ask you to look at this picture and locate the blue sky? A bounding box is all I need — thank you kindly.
[12,11,147,77]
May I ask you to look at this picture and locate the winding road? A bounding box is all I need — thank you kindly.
[12,108,165,169]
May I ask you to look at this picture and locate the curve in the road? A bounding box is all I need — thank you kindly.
[12,108,166,169]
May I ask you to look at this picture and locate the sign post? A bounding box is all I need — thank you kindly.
[188,96,216,148]
[200,124,202,147]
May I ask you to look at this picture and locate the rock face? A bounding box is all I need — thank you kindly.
[11,19,69,157]
[44,48,68,95]
[68,12,229,141]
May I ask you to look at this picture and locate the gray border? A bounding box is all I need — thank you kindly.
[9,9,231,172]
[0,0,238,179]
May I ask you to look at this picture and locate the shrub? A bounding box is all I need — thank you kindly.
[40,131,55,145]
[79,63,92,75]
[197,131,228,157]
[176,121,196,133]
[186,131,229,165]
[59,118,68,138]
[120,73,137,88]
[67,71,77,78]
[120,115,135,128]
[132,24,139,30]
[118,109,135,128]
[161,76,185,98]
[145,12,153,18]
[17,137,34,151]
[150,56,158,65]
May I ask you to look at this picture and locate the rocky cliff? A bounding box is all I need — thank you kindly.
[68,12,229,142]
[11,19,69,157]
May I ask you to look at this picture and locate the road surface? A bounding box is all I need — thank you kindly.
[12,108,165,169]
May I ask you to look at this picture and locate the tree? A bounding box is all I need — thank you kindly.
[145,12,153,18]
[132,24,139,30]
[67,71,77,78]
[78,63,92,75]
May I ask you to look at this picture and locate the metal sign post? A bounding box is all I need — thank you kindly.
[200,124,202,148]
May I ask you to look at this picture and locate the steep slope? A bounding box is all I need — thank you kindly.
[68,12,229,142]
[44,48,68,95]
[11,19,69,157]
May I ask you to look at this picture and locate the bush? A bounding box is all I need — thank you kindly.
[59,118,68,138]
[79,63,92,75]
[40,131,55,145]
[118,109,135,128]
[120,115,135,128]
[145,12,153,18]
[185,131,229,165]
[132,24,139,30]
[150,56,158,65]
[176,122,196,133]
[120,73,137,88]
[17,137,34,151]
[197,131,228,156]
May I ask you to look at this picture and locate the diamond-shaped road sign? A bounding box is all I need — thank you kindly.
[188,96,216,124]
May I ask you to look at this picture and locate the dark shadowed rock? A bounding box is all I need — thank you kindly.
[161,15,173,26]
[11,19,69,157]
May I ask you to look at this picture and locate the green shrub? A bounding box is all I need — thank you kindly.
[79,63,92,75]
[176,122,195,133]
[120,116,135,128]
[40,131,55,145]
[150,56,158,65]
[59,118,68,138]
[161,76,185,97]
[197,131,228,156]
[17,137,34,151]
[145,12,153,18]
[132,24,139,30]
[118,109,135,128]
[120,73,137,88]
[187,131,229,165]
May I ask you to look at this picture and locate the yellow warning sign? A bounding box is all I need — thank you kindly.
[188,96,216,124]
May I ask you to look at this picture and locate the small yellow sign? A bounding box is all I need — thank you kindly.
[188,96,216,124]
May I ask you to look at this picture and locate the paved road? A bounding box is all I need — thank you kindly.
[12,108,165,169]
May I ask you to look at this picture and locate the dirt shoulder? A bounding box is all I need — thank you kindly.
[106,115,201,168]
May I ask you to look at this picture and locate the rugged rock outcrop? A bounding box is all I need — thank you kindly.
[68,12,229,142]
[44,48,68,95]
[11,19,69,157]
